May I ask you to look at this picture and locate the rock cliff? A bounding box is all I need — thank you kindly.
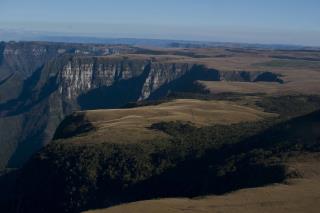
[0,42,283,169]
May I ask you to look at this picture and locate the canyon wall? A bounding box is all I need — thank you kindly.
[0,42,283,169]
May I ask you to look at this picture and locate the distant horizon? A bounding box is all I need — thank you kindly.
[1,0,320,46]
[1,28,320,49]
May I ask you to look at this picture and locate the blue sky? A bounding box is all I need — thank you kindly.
[0,0,319,46]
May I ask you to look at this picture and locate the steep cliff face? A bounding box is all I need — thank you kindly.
[1,42,59,77]
[0,42,135,103]
[59,58,195,109]
[0,42,58,103]
[0,55,195,168]
[58,57,148,101]
[139,63,191,100]
[0,42,284,169]
[0,42,139,169]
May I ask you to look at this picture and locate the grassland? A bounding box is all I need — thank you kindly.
[126,46,320,96]
[78,102,320,213]
[8,96,320,213]
[200,77,320,95]
[2,44,320,213]
[200,81,281,94]
[55,99,276,144]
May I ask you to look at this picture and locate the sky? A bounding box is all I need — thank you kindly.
[0,0,320,46]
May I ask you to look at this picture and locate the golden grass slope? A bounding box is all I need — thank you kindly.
[84,154,320,213]
[59,99,275,144]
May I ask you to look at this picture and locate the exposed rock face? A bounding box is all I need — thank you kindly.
[58,58,148,101]
[57,59,194,102]
[0,42,134,104]
[139,63,191,100]
[0,54,194,168]
[0,42,138,169]
[0,42,283,169]
[60,62,94,100]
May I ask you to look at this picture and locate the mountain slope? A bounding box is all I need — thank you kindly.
[53,99,275,144]
[85,155,320,213]
[0,42,288,169]
[3,99,318,213]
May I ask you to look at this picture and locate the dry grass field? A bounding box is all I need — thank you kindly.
[123,47,320,95]
[84,154,320,213]
[200,81,282,94]
[54,47,320,213]
[200,76,320,95]
[94,46,320,97]
[58,99,276,144]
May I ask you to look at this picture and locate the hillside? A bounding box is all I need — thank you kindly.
[1,2,320,213]
[53,99,275,144]
[1,42,320,169]
[0,42,320,213]
[85,154,320,213]
[0,98,318,213]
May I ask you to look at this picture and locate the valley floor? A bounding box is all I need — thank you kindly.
[85,154,320,213]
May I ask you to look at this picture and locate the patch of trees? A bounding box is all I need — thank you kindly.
[256,95,320,118]
[2,96,320,213]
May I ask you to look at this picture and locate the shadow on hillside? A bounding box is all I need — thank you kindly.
[77,64,151,110]
[148,65,219,100]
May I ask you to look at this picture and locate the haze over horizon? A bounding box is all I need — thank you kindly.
[0,0,320,46]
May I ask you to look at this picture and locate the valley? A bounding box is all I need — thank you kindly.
[1,42,320,169]
[0,41,320,213]
[1,1,320,213]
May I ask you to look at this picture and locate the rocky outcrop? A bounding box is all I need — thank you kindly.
[58,57,148,101]
[0,42,134,104]
[57,58,196,103]
[0,55,195,168]
[139,63,191,100]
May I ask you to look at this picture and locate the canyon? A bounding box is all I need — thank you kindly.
[0,42,288,169]
[0,41,320,213]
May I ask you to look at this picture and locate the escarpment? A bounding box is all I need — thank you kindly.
[0,42,285,169]
[0,42,134,104]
